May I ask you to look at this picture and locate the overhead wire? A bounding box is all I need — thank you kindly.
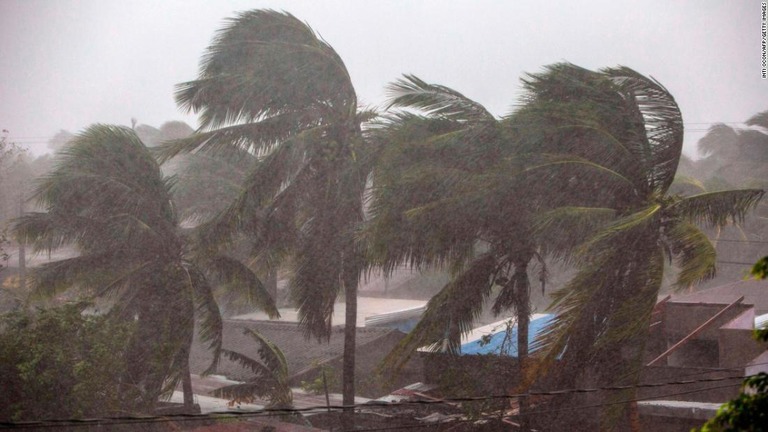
[0,373,751,429]
[351,382,743,432]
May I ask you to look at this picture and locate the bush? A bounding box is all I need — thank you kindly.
[0,303,134,422]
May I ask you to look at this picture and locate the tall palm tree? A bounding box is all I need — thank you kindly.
[516,64,765,430]
[157,10,376,418]
[365,75,619,429]
[367,76,545,378]
[685,112,768,283]
[368,64,764,430]
[697,110,768,187]
[14,125,278,413]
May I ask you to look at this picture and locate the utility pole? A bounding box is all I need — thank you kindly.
[17,193,25,292]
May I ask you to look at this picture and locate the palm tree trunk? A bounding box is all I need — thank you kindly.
[267,268,278,305]
[182,357,194,409]
[513,258,532,432]
[342,258,358,430]
[17,194,25,292]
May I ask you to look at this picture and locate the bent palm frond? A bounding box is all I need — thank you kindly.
[665,221,716,290]
[603,66,684,194]
[670,189,764,227]
[382,254,498,371]
[386,74,495,122]
[176,10,355,131]
[208,255,279,319]
[212,328,291,407]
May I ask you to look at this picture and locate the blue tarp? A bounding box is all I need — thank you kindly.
[460,314,555,357]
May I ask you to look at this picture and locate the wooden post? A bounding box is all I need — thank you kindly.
[17,194,25,292]
[323,369,331,413]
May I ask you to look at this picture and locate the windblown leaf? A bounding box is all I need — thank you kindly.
[670,189,764,227]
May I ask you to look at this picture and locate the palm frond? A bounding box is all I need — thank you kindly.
[14,211,96,254]
[670,189,764,227]
[517,153,636,196]
[26,253,144,300]
[289,222,345,341]
[381,254,498,371]
[183,264,224,375]
[574,204,661,261]
[602,66,684,194]
[155,111,320,163]
[669,175,707,195]
[208,255,279,318]
[532,241,663,387]
[697,124,739,158]
[211,327,290,405]
[22,125,178,256]
[665,221,716,290]
[176,10,355,130]
[745,110,768,130]
[386,74,495,122]
[532,206,616,263]
[242,328,289,379]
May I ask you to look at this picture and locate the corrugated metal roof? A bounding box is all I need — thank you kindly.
[459,314,554,357]
[755,312,768,329]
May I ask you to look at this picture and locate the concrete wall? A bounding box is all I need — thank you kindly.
[289,330,423,398]
[662,302,753,367]
[718,327,766,368]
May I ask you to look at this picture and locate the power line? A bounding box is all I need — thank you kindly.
[352,382,742,432]
[716,260,761,266]
[0,373,748,429]
[710,238,768,245]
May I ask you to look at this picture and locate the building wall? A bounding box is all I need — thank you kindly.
[718,328,767,368]
[289,330,423,398]
[663,302,753,367]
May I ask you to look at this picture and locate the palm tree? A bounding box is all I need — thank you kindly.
[14,124,278,413]
[516,64,765,430]
[368,64,764,430]
[212,328,292,408]
[683,112,768,284]
[365,75,614,429]
[156,10,376,419]
[697,110,768,187]
[367,75,544,376]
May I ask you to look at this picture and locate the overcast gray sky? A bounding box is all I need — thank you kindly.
[1,0,765,156]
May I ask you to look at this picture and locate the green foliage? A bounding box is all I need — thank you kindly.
[212,328,292,408]
[369,64,765,431]
[300,363,338,396]
[0,228,8,272]
[751,256,768,280]
[160,9,375,410]
[0,303,133,421]
[12,124,276,413]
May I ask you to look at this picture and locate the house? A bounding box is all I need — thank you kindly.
[419,314,554,397]
[412,279,768,431]
[636,282,768,431]
[188,318,423,399]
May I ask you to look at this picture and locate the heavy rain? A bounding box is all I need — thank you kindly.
[0,1,767,431]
